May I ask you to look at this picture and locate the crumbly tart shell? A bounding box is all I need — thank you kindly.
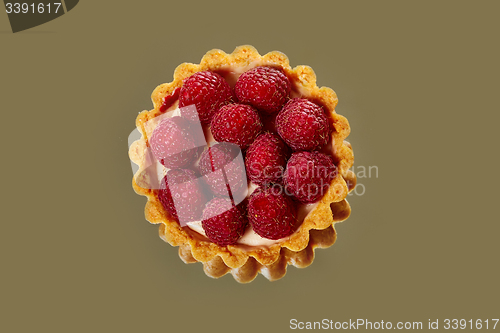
[129,45,356,282]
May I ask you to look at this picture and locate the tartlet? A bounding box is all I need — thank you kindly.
[128,45,355,282]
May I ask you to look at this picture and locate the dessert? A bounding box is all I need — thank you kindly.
[129,45,356,282]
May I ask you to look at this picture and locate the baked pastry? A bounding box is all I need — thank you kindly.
[128,45,355,282]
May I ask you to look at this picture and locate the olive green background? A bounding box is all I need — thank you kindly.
[1,1,499,332]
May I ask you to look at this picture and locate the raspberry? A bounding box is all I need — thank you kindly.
[248,186,297,240]
[158,169,208,224]
[179,71,234,125]
[211,103,263,150]
[201,197,248,246]
[283,151,337,204]
[235,66,291,115]
[245,132,290,185]
[150,116,197,168]
[198,143,246,199]
[276,98,331,151]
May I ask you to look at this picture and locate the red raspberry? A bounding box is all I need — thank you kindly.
[276,98,331,151]
[211,103,263,150]
[248,186,297,240]
[245,132,290,185]
[201,197,248,246]
[179,71,234,124]
[283,151,337,204]
[235,66,291,115]
[198,143,246,199]
[150,116,197,168]
[158,169,208,224]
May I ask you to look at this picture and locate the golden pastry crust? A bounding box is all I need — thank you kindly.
[129,45,355,282]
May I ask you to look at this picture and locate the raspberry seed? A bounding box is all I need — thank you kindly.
[235,66,291,115]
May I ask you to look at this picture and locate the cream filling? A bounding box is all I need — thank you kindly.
[184,187,318,247]
[147,64,333,247]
